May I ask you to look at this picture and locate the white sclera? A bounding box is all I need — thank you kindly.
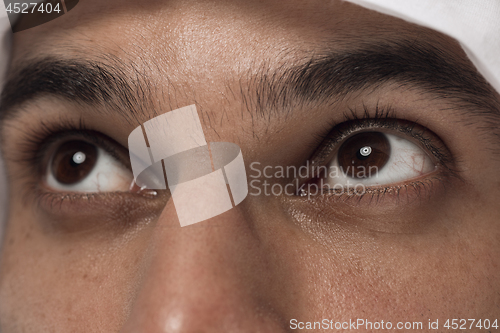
[326,133,435,187]
[46,147,133,192]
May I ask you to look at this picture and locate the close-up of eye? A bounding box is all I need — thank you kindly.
[323,130,436,187]
[45,139,133,193]
[299,115,450,199]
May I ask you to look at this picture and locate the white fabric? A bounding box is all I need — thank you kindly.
[344,0,500,95]
[0,1,11,245]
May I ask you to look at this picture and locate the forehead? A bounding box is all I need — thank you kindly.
[9,0,462,78]
[5,0,487,152]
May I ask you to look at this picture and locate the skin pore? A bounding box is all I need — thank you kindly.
[1,0,500,332]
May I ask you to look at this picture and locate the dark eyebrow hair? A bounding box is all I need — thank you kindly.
[244,39,500,122]
[1,39,499,133]
[0,56,156,125]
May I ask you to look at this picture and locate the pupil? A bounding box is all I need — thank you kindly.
[51,141,98,185]
[337,132,391,179]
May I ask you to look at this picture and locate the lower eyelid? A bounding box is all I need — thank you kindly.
[297,126,455,202]
[285,173,456,234]
[326,169,444,197]
[33,189,168,233]
[45,146,133,193]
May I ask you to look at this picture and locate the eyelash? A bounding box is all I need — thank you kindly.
[303,104,457,200]
[313,104,451,166]
[5,118,144,217]
[11,105,455,206]
[10,117,130,201]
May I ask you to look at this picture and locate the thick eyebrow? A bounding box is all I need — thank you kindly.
[0,56,156,125]
[1,39,499,131]
[243,39,500,127]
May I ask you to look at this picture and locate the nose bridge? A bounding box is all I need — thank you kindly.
[121,200,285,332]
[128,104,249,228]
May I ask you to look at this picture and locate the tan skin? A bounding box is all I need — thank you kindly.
[1,0,500,332]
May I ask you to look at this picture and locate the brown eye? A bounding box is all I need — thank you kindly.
[51,140,98,185]
[337,132,390,179]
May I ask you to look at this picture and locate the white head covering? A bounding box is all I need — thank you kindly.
[0,1,499,236]
[344,0,500,95]
[0,4,11,243]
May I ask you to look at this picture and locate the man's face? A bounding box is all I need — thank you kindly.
[1,0,500,331]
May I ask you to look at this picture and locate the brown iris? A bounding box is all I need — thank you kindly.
[337,132,390,179]
[51,141,98,185]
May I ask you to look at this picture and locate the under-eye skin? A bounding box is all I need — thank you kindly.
[297,106,456,203]
[8,121,167,231]
[283,108,459,234]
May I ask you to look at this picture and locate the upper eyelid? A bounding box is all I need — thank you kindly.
[49,131,131,170]
[12,125,131,177]
[311,117,451,169]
